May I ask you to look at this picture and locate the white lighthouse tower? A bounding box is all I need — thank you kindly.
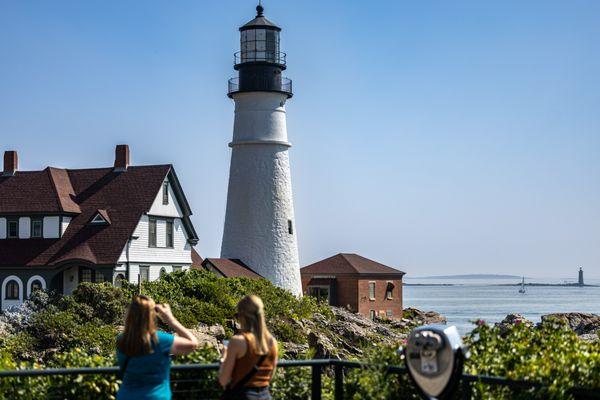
[221,4,302,295]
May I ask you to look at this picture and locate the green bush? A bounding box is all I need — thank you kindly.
[0,272,597,399]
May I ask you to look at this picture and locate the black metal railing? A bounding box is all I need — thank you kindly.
[228,77,292,96]
[0,359,598,400]
[235,51,287,66]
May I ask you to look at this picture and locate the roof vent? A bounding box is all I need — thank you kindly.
[89,209,111,225]
[114,144,129,172]
[3,150,18,176]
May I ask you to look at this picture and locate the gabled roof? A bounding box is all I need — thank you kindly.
[0,164,198,267]
[202,258,263,279]
[191,248,204,269]
[301,253,406,277]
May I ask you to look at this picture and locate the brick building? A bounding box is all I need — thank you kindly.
[301,253,405,320]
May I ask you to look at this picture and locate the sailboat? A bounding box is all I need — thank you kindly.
[518,277,526,294]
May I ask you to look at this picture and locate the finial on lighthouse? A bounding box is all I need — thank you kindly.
[256,1,264,16]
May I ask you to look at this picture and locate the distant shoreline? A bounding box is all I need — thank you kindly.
[404,283,599,287]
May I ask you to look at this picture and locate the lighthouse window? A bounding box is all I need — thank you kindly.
[288,220,293,235]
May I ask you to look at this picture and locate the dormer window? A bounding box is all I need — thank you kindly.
[162,182,169,205]
[7,219,18,238]
[89,210,110,225]
[31,218,43,238]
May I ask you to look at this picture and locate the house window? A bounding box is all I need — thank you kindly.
[369,282,376,300]
[386,310,393,318]
[172,266,182,273]
[5,280,19,300]
[288,220,293,235]
[148,218,157,247]
[80,267,93,283]
[159,268,167,278]
[166,220,174,248]
[369,310,376,321]
[162,182,169,205]
[308,287,330,304]
[139,266,150,283]
[385,282,395,300]
[114,273,126,287]
[31,219,43,238]
[95,271,105,283]
[30,280,43,294]
[7,219,18,238]
[90,213,108,224]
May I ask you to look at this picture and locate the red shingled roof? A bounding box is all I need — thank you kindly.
[301,253,405,276]
[0,165,197,267]
[202,258,263,279]
[191,248,204,269]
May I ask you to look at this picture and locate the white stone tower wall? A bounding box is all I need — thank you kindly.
[221,92,302,295]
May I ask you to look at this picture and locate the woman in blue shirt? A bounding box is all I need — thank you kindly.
[116,295,198,400]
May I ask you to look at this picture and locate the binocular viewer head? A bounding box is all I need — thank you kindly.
[404,325,468,400]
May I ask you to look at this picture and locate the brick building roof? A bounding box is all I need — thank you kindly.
[301,253,405,277]
[0,164,198,268]
[201,258,263,279]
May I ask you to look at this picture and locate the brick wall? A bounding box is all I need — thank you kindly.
[357,278,403,320]
[301,275,402,319]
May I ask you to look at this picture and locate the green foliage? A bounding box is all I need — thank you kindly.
[463,318,600,399]
[0,272,597,399]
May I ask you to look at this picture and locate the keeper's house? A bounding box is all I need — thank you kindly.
[0,145,199,310]
[301,253,405,320]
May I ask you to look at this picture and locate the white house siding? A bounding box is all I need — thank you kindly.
[19,217,31,239]
[117,179,192,284]
[126,264,189,284]
[43,216,60,238]
[0,218,6,239]
[148,178,184,218]
[61,216,71,236]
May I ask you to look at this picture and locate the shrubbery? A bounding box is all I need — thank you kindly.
[0,270,597,399]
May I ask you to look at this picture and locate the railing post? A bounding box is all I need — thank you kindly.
[311,364,322,400]
[462,378,471,400]
[334,363,344,400]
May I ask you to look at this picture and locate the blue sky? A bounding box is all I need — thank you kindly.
[1,1,598,279]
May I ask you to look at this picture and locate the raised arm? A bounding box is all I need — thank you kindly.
[155,303,199,356]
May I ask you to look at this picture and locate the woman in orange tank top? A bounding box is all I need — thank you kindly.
[219,295,278,400]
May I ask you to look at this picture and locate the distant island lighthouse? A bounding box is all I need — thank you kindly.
[221,4,302,295]
[578,267,584,286]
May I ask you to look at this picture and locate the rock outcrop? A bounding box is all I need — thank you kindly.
[193,307,445,359]
[541,312,599,340]
[495,313,533,334]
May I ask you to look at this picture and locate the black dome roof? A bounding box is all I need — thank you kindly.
[240,4,281,31]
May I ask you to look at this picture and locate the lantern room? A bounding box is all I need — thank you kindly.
[236,4,285,67]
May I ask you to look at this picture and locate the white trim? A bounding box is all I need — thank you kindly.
[26,275,46,297]
[90,213,108,224]
[2,275,24,304]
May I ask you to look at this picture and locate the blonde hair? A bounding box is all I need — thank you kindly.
[118,295,158,356]
[237,295,272,355]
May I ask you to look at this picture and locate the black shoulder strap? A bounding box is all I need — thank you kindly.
[227,354,268,392]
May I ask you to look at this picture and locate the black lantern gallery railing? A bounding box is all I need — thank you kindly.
[235,51,287,66]
[228,77,292,97]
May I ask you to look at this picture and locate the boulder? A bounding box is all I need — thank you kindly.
[495,313,533,334]
[541,313,599,336]
[191,324,226,349]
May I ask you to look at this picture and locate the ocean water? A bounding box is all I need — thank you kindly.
[403,278,600,334]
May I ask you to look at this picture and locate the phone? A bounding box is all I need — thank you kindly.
[223,340,229,348]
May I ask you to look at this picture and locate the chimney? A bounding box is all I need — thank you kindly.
[3,151,18,176]
[114,144,130,172]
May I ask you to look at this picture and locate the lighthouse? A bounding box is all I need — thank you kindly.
[221,4,302,295]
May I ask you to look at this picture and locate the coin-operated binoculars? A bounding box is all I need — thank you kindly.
[403,325,468,400]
